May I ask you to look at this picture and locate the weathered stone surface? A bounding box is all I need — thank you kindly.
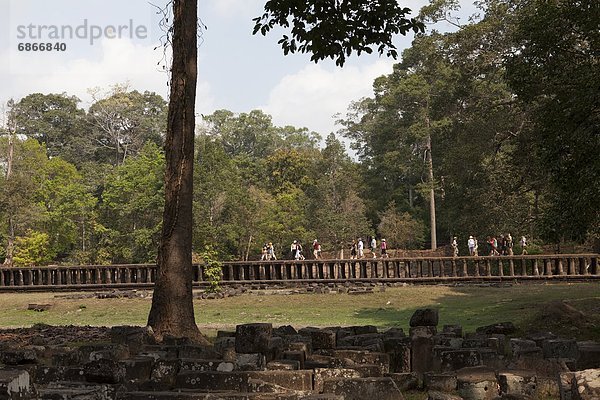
[266,360,299,371]
[572,368,600,400]
[179,358,234,373]
[412,336,434,376]
[427,390,464,400]
[410,309,439,327]
[0,369,31,399]
[385,372,419,391]
[435,335,464,349]
[236,353,266,371]
[0,349,37,365]
[328,350,389,373]
[282,351,305,369]
[442,325,463,338]
[509,354,569,377]
[497,371,536,397]
[298,328,336,350]
[559,372,576,400]
[120,357,153,381]
[410,326,438,338]
[235,324,273,354]
[110,326,151,353]
[146,359,179,389]
[424,372,458,392]
[509,339,540,358]
[535,377,560,399]
[456,367,499,400]
[322,377,404,400]
[273,325,297,337]
[437,349,482,372]
[175,370,313,392]
[37,381,116,400]
[313,368,360,393]
[383,337,411,373]
[475,322,516,335]
[79,343,130,363]
[542,339,579,360]
[82,358,126,384]
[577,341,600,370]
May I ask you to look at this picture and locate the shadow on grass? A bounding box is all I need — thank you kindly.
[352,282,600,339]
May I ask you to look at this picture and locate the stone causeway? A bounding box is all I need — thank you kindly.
[1,309,599,399]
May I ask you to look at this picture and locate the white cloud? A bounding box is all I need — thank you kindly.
[261,60,394,135]
[0,38,214,113]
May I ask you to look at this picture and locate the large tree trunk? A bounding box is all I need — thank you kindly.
[147,0,207,343]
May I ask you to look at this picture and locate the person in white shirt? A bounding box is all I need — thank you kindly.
[357,238,364,258]
[468,235,475,256]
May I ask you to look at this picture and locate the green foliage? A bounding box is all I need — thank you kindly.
[13,230,55,267]
[198,247,223,293]
[377,202,425,249]
[253,0,424,66]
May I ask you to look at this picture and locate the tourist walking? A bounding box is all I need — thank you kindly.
[350,239,357,259]
[370,236,377,258]
[468,235,475,256]
[506,233,514,256]
[380,239,388,258]
[313,239,322,259]
[357,238,364,258]
[520,235,528,255]
[267,242,276,260]
[473,237,479,257]
[451,236,459,257]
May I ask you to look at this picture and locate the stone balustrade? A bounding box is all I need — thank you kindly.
[0,254,597,289]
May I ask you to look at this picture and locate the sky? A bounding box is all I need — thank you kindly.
[0,0,475,138]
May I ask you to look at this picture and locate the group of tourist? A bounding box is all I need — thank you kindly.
[349,236,388,259]
[451,234,528,257]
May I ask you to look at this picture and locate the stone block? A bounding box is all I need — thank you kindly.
[329,350,390,373]
[110,325,151,353]
[475,322,516,335]
[177,345,220,360]
[0,369,31,399]
[435,335,464,349]
[299,328,336,350]
[273,325,298,336]
[78,344,130,362]
[427,391,464,400]
[438,349,482,372]
[175,370,313,392]
[577,341,600,370]
[442,325,463,337]
[348,364,385,377]
[383,327,406,338]
[300,395,344,400]
[120,357,153,381]
[542,339,579,360]
[313,368,360,393]
[410,309,439,327]
[266,360,300,370]
[456,366,499,400]
[50,348,81,367]
[410,326,438,338]
[497,371,536,397]
[83,358,126,384]
[572,368,600,400]
[509,355,569,378]
[0,350,37,366]
[383,337,411,373]
[424,372,458,392]
[235,323,273,354]
[559,371,576,400]
[266,337,284,362]
[148,359,179,389]
[535,377,560,399]
[287,341,312,358]
[235,353,266,371]
[322,377,405,400]
[179,359,234,373]
[509,339,540,357]
[385,372,419,391]
[32,366,66,385]
[412,336,435,376]
[282,351,305,369]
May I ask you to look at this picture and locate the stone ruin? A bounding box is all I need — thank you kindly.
[0,309,600,399]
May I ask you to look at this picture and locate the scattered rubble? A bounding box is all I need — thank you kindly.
[0,309,599,399]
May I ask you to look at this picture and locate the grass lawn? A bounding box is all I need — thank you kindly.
[1,282,598,340]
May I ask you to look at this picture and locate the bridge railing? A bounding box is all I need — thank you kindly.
[0,254,598,289]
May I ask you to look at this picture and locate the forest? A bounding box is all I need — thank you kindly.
[0,0,598,266]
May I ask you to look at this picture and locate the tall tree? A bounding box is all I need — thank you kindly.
[147,0,205,342]
[148,0,423,340]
